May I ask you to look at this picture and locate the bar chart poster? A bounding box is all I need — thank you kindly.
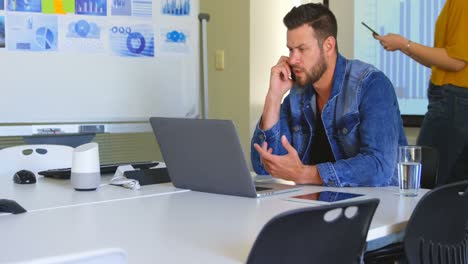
[111,0,152,17]
[75,0,107,16]
[354,0,446,115]
[161,0,190,16]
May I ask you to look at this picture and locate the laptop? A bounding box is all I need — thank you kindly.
[149,117,300,198]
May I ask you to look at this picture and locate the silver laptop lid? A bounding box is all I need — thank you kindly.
[150,117,259,198]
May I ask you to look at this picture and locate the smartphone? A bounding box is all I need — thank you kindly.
[361,22,379,36]
[284,191,364,205]
[289,65,296,81]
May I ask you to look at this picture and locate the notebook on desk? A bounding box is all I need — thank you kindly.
[149,117,300,198]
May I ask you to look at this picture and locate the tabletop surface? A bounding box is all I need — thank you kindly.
[0,163,189,213]
[0,179,428,264]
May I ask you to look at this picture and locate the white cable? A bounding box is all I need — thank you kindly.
[110,165,141,190]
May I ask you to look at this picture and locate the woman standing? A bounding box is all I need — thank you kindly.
[375,0,467,185]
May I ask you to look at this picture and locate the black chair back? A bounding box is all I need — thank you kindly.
[247,198,380,264]
[404,180,468,264]
[421,146,439,189]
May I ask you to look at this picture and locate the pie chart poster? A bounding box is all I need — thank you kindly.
[7,14,58,51]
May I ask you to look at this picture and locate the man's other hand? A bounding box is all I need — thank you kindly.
[253,135,323,185]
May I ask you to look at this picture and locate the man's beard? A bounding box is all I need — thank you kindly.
[296,50,327,87]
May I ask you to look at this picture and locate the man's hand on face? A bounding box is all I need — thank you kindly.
[269,56,295,99]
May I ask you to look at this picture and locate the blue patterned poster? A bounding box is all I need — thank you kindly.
[109,24,154,57]
[6,14,58,51]
[159,27,190,54]
[61,17,105,53]
[7,0,41,12]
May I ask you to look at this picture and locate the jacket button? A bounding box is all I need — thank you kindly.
[293,126,300,132]
[342,128,348,134]
[258,134,265,140]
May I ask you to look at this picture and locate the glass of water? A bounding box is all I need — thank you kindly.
[398,146,422,196]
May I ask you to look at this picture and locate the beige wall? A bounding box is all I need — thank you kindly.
[200,0,251,160]
[328,0,354,58]
[249,0,295,140]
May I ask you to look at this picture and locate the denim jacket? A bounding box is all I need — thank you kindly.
[251,54,407,187]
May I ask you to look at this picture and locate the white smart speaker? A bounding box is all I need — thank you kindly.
[71,142,101,191]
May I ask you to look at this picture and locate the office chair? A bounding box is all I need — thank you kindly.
[0,144,73,177]
[246,198,380,264]
[365,180,468,264]
[405,180,468,263]
[420,146,439,189]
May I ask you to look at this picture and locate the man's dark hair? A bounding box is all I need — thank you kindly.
[283,3,338,49]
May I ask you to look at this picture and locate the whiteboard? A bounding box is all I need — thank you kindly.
[0,0,200,123]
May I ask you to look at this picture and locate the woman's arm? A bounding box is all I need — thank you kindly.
[374,33,466,72]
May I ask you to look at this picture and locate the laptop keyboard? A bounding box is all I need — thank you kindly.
[255,186,272,192]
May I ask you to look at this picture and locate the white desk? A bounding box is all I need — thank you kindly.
[0,169,187,213]
[0,184,428,264]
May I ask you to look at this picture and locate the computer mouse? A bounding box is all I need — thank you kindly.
[0,199,27,214]
[13,170,37,184]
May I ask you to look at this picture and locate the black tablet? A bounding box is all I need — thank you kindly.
[286,191,364,204]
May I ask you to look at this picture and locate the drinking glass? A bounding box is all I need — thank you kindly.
[398,146,422,196]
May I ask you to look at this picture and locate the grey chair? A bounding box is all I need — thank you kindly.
[365,180,468,264]
[404,180,468,263]
[420,146,439,189]
[247,198,380,264]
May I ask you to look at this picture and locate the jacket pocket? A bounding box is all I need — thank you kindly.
[335,112,360,157]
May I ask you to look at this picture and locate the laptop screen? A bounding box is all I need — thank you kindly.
[150,117,259,197]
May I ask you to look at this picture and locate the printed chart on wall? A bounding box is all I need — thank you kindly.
[0,0,200,123]
[354,0,445,116]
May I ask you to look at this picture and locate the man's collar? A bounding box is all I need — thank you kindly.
[329,53,347,100]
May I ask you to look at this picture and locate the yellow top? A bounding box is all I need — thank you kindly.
[431,0,468,87]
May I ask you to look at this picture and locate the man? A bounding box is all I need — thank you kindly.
[251,3,407,187]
